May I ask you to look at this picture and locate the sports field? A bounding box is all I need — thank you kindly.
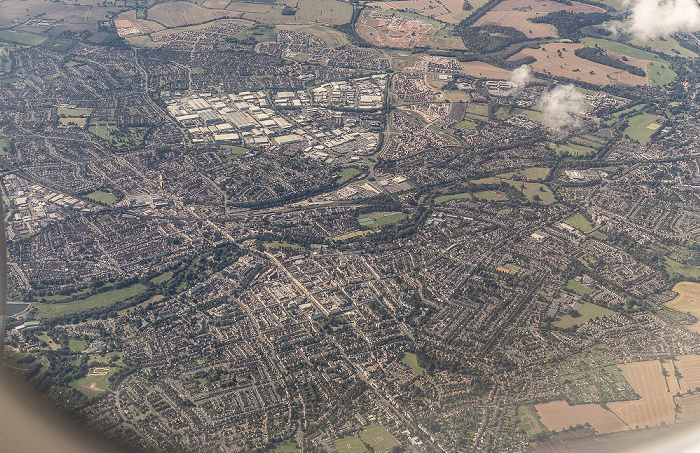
[564,214,593,233]
[553,302,614,328]
[358,212,406,228]
[333,435,366,453]
[498,167,550,181]
[566,279,594,296]
[434,192,472,204]
[476,190,508,201]
[360,424,400,451]
[86,190,116,205]
[70,367,113,397]
[624,113,663,145]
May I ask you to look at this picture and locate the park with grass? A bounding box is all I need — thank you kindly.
[32,283,147,319]
[553,303,615,329]
[401,352,425,374]
[564,214,594,233]
[358,211,406,228]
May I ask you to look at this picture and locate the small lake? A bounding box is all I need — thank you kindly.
[7,303,29,316]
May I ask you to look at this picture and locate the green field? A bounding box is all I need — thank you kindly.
[497,167,550,181]
[33,283,147,319]
[401,352,425,374]
[0,138,11,154]
[296,0,353,25]
[625,113,663,145]
[476,190,508,201]
[590,230,608,241]
[89,122,148,149]
[336,167,361,184]
[220,144,250,155]
[86,190,116,205]
[503,263,521,274]
[564,214,594,233]
[57,107,92,117]
[566,279,594,296]
[263,241,304,250]
[464,102,489,120]
[517,405,549,440]
[151,271,173,284]
[0,46,12,73]
[553,142,596,157]
[647,61,677,87]
[665,259,700,279]
[70,368,113,397]
[117,295,165,316]
[0,30,47,46]
[434,192,472,204]
[191,67,204,74]
[358,212,406,228]
[333,230,374,241]
[69,339,87,352]
[553,303,615,328]
[454,120,477,130]
[629,36,697,58]
[270,441,299,453]
[333,436,366,453]
[360,424,400,452]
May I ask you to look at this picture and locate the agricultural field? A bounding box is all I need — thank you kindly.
[367,0,469,24]
[624,113,663,145]
[0,0,67,26]
[535,400,628,434]
[509,43,648,87]
[360,424,400,451]
[475,0,605,39]
[462,102,489,121]
[629,36,697,58]
[566,279,594,296]
[85,190,116,205]
[517,405,549,439]
[401,352,425,374]
[333,435,366,453]
[0,29,47,46]
[608,360,677,429]
[564,214,594,233]
[675,355,700,393]
[225,0,351,25]
[32,283,147,319]
[434,192,472,204]
[553,303,615,328]
[148,2,241,27]
[358,211,407,228]
[664,282,700,329]
[460,61,512,79]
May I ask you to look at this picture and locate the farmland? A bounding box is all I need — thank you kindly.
[368,0,470,24]
[32,283,147,319]
[553,303,615,328]
[664,282,700,326]
[535,400,628,434]
[509,43,648,86]
[624,113,664,145]
[475,0,605,39]
[460,61,512,79]
[148,2,241,27]
[608,361,677,429]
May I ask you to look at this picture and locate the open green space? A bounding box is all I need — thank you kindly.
[0,46,12,73]
[629,36,697,58]
[151,271,173,285]
[665,259,700,279]
[333,435,366,453]
[497,167,550,181]
[0,30,47,46]
[358,212,406,228]
[117,295,165,316]
[564,214,594,233]
[89,122,148,149]
[191,67,204,74]
[476,190,508,201]
[454,120,477,130]
[68,339,87,352]
[63,60,82,68]
[566,279,594,296]
[57,107,92,117]
[270,441,299,453]
[70,368,113,397]
[220,144,250,155]
[647,61,677,87]
[434,192,472,204]
[36,332,60,350]
[360,424,400,451]
[472,177,553,204]
[463,102,489,120]
[333,230,374,241]
[590,231,608,241]
[517,404,548,440]
[0,138,11,154]
[263,241,304,250]
[336,167,361,184]
[553,302,615,329]
[401,352,425,375]
[503,264,521,274]
[33,283,147,319]
[624,113,663,145]
[86,190,116,205]
[553,142,596,157]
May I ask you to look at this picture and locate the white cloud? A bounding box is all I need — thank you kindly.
[540,85,586,129]
[509,65,531,91]
[626,0,700,39]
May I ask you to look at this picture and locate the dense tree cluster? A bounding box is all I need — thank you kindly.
[574,47,646,77]
[529,11,612,40]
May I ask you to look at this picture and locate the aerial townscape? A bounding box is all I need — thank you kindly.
[2,0,700,451]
